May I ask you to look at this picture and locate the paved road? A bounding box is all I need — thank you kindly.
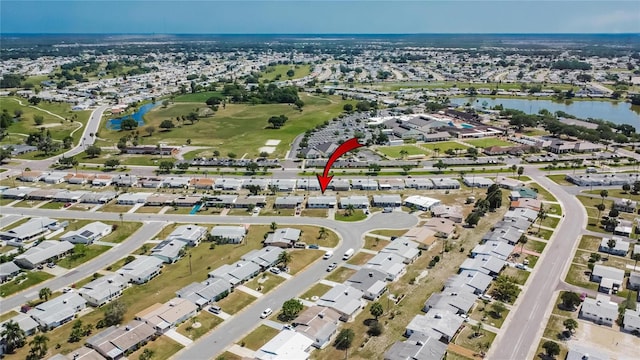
[61,104,109,158]
[489,168,587,360]
[1,221,165,310]
[174,211,417,360]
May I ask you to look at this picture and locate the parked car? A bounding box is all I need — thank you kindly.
[62,287,73,293]
[308,244,319,249]
[47,263,55,268]
[269,267,281,274]
[515,263,526,270]
[323,251,333,260]
[64,202,72,208]
[326,263,338,272]
[260,308,273,319]
[480,294,493,301]
[208,305,221,314]
[459,314,469,322]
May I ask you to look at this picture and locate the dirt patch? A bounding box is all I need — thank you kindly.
[569,320,640,359]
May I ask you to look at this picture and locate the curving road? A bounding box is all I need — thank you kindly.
[0,207,417,354]
[488,169,587,360]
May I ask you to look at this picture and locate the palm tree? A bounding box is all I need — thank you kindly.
[632,253,640,271]
[29,334,49,359]
[1,320,26,353]
[518,234,528,254]
[600,189,608,205]
[595,203,606,221]
[399,149,408,160]
[537,206,547,233]
[39,287,52,301]
[472,321,483,338]
[318,227,328,240]
[607,238,617,259]
[345,204,355,217]
[278,251,292,268]
[270,222,278,232]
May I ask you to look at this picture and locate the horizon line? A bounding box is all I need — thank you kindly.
[2,32,640,36]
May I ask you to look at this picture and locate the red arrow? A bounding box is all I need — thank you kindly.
[316,137,364,193]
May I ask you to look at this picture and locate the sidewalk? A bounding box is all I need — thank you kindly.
[164,329,193,346]
[235,285,263,298]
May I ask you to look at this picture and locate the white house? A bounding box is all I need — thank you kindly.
[117,256,164,284]
[255,329,314,360]
[60,222,112,244]
[28,293,87,330]
[79,274,128,307]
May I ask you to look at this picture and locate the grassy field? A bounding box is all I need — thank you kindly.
[469,302,510,329]
[346,251,375,266]
[240,324,280,350]
[176,311,224,340]
[325,267,356,283]
[529,183,558,202]
[288,249,323,274]
[57,244,111,269]
[376,145,428,158]
[300,209,328,218]
[260,64,312,82]
[547,174,573,186]
[565,264,598,291]
[99,93,347,158]
[584,189,640,202]
[300,283,332,300]
[173,91,223,103]
[524,239,547,254]
[578,235,602,251]
[0,310,19,322]
[363,236,390,250]
[453,326,497,355]
[128,336,184,360]
[335,209,367,222]
[369,229,409,238]
[463,138,513,148]
[421,141,471,153]
[244,273,285,294]
[0,97,90,148]
[0,271,54,297]
[501,267,531,285]
[217,290,257,314]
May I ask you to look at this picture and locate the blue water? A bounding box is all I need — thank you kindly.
[461,123,474,129]
[189,203,202,215]
[106,102,160,130]
[456,97,639,127]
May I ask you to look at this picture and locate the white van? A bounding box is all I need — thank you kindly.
[342,248,355,260]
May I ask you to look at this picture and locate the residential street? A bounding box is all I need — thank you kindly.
[489,168,587,360]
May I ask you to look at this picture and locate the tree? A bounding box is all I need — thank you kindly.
[634,181,640,194]
[246,184,261,196]
[600,189,608,204]
[68,320,85,342]
[343,103,353,113]
[28,96,42,106]
[563,318,578,334]
[270,221,278,231]
[433,160,447,173]
[120,118,138,131]
[344,204,355,217]
[140,349,155,360]
[104,300,126,326]
[28,334,48,360]
[491,301,506,318]
[368,163,381,174]
[158,160,174,173]
[145,126,156,136]
[85,144,102,158]
[518,234,528,253]
[33,114,44,125]
[596,203,606,220]
[286,69,295,77]
[491,276,519,303]
[623,183,631,193]
[294,99,304,110]
[608,208,619,218]
[607,238,617,254]
[281,298,303,321]
[278,251,292,268]
[160,120,175,131]
[0,146,13,163]
[561,291,581,310]
[399,149,409,159]
[542,340,560,357]
[536,206,547,233]
[318,227,328,240]
[517,166,524,179]
[472,321,483,337]
[1,320,26,353]
[268,115,288,129]
[401,164,413,175]
[632,253,640,271]
[176,162,190,171]
[246,162,259,175]
[370,302,384,320]
[104,159,120,169]
[334,328,355,351]
[39,287,52,301]
[465,211,481,227]
[162,100,170,108]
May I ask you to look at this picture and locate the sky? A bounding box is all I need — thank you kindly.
[2,0,639,34]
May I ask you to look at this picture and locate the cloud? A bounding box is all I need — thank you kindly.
[567,9,640,32]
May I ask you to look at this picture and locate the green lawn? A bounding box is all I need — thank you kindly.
[0,310,19,322]
[217,290,257,314]
[244,273,285,294]
[0,97,90,147]
[288,249,323,275]
[546,203,562,216]
[300,208,328,218]
[453,326,497,355]
[129,336,184,360]
[260,64,312,82]
[529,184,557,202]
[501,266,531,285]
[524,239,547,254]
[547,174,573,186]
[0,271,53,297]
[325,267,356,283]
[463,138,514,148]
[240,325,280,350]
[346,252,375,266]
[335,209,367,222]
[584,189,640,202]
[363,236,390,250]
[98,93,346,158]
[421,141,471,153]
[565,264,598,290]
[376,145,427,158]
[370,229,409,238]
[578,235,602,251]
[469,302,510,329]
[541,216,560,229]
[299,283,332,300]
[176,311,224,340]
[100,202,133,213]
[173,91,223,103]
[57,244,111,269]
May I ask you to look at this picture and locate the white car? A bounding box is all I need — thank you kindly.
[323,251,333,260]
[62,287,73,293]
[480,294,493,301]
[260,308,273,319]
[459,314,470,322]
[269,267,281,274]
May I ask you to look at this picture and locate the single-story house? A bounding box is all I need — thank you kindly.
[471,241,515,261]
[384,332,447,360]
[598,236,630,256]
[483,226,523,245]
[234,196,267,209]
[214,178,243,191]
[296,178,322,191]
[116,256,164,284]
[139,177,163,189]
[459,255,506,277]
[404,178,434,190]
[495,176,525,190]
[18,171,45,182]
[242,246,283,270]
[175,279,231,308]
[430,177,460,189]
[136,298,198,333]
[623,309,640,333]
[509,187,538,200]
[405,310,463,343]
[190,178,214,190]
[275,196,304,209]
[380,240,420,264]
[0,186,37,199]
[151,239,187,264]
[0,313,38,338]
[111,174,138,187]
[242,178,270,190]
[255,329,314,360]
[445,271,493,295]
[510,198,542,212]
[80,191,117,204]
[293,306,341,349]
[579,294,618,327]
[92,174,114,187]
[116,193,150,205]
[330,179,351,191]
[316,284,365,322]
[271,179,297,192]
[463,176,494,188]
[28,293,87,330]
[0,261,21,283]
[339,196,369,209]
[365,252,407,281]
[351,179,379,190]
[27,188,60,201]
[372,195,402,208]
[423,218,456,238]
[79,274,128,307]
[590,264,625,294]
[0,217,59,245]
[307,196,337,209]
[162,177,191,189]
[403,195,440,211]
[264,228,302,248]
[86,319,156,360]
[53,190,90,203]
[60,221,112,244]
[504,208,538,222]
[346,268,388,300]
[378,179,406,190]
[166,224,207,247]
[628,271,640,291]
[207,260,261,287]
[613,198,637,213]
[431,205,463,223]
[144,194,178,207]
[14,240,74,269]
[210,225,247,244]
[423,289,477,315]
[401,228,437,250]
[203,195,238,208]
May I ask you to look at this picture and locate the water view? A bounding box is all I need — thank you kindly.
[106,102,160,130]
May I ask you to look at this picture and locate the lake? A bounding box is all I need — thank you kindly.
[455,97,639,127]
[106,102,160,130]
